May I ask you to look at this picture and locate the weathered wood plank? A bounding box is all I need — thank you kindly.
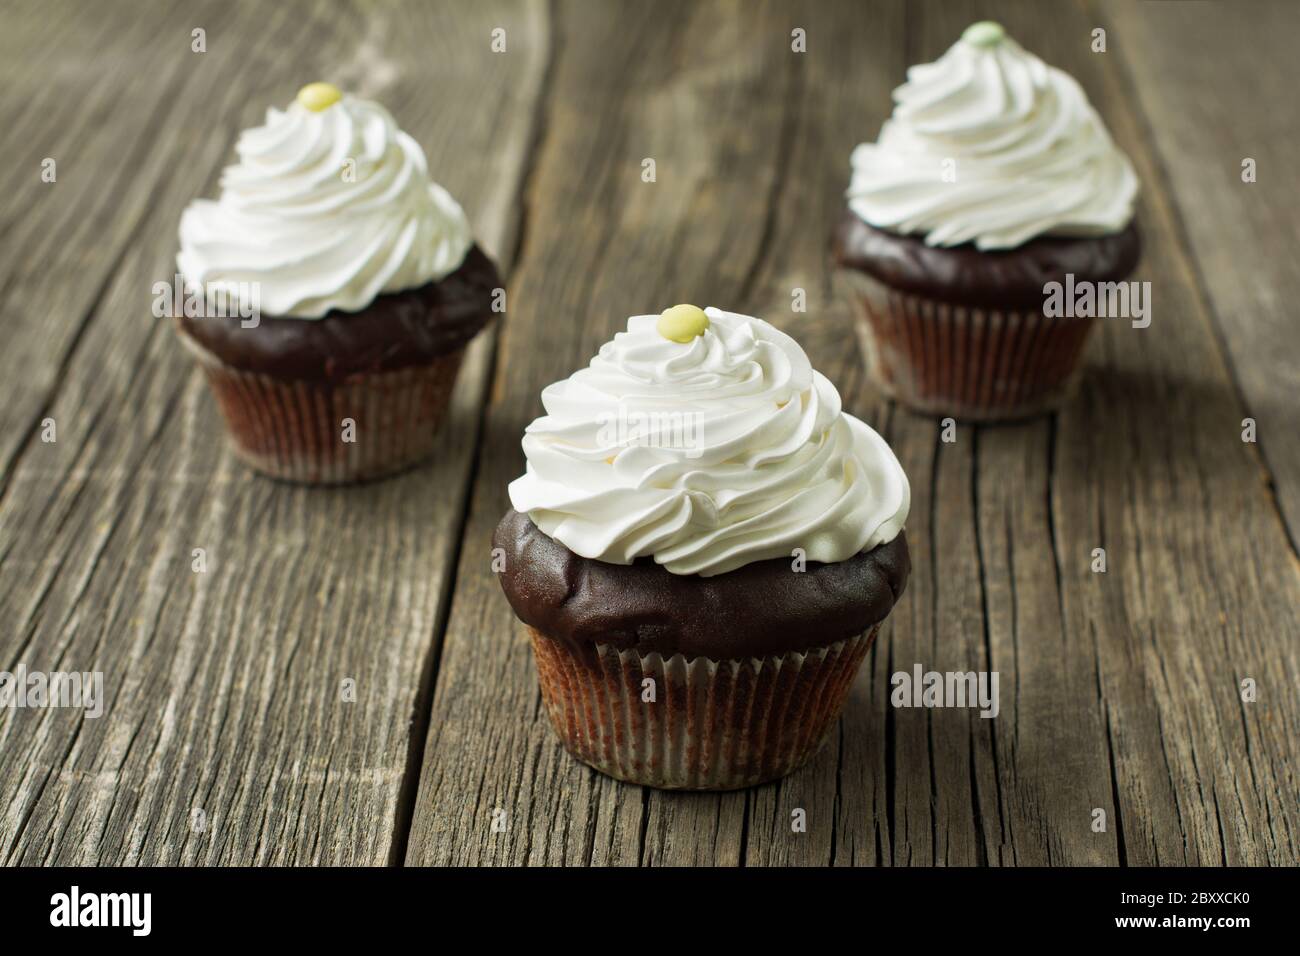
[7,0,1295,868]
[411,0,1299,867]
[1059,0,1300,863]
[1099,0,1300,551]
[0,0,547,864]
[862,0,1300,868]
[0,1,236,489]
[881,0,1124,869]
[406,0,896,865]
[788,0,1299,869]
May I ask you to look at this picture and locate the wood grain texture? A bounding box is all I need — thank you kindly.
[1098,0,1300,550]
[407,0,1299,867]
[404,0,876,865]
[0,1,221,492]
[0,0,546,864]
[865,0,1300,869]
[3,0,1296,868]
[1042,0,1300,864]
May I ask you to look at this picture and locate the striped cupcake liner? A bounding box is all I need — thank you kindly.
[176,323,465,484]
[844,271,1097,421]
[528,625,879,790]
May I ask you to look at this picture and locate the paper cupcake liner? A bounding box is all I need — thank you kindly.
[843,271,1096,421]
[176,323,465,484]
[528,625,879,790]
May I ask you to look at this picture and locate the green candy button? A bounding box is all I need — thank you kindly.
[962,21,1005,47]
[297,82,342,112]
[657,304,710,343]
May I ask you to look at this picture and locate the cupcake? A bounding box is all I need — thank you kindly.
[495,306,911,790]
[833,22,1140,420]
[172,83,499,483]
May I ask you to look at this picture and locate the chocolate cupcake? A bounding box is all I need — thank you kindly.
[833,22,1140,420]
[496,306,911,790]
[173,83,498,483]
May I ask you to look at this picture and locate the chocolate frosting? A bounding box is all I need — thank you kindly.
[175,245,499,381]
[833,211,1140,310]
[494,508,910,660]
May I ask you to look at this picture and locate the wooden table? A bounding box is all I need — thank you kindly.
[2,0,1296,867]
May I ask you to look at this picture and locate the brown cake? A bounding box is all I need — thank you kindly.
[174,247,498,482]
[833,214,1140,419]
[495,508,909,790]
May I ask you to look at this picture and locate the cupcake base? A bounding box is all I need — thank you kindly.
[833,213,1139,421]
[528,625,879,790]
[178,324,465,484]
[172,245,499,484]
[845,271,1096,421]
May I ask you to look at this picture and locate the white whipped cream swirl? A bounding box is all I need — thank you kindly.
[508,309,910,576]
[178,95,472,318]
[847,25,1138,250]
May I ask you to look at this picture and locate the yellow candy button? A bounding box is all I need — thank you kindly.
[962,21,1005,47]
[297,82,342,112]
[657,304,710,343]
